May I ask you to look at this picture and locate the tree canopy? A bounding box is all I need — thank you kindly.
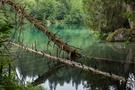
[83,0,135,33]
[17,0,84,24]
[83,0,128,32]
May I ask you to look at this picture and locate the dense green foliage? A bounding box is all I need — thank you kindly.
[0,14,21,90]
[19,0,84,24]
[83,0,128,32]
[0,10,45,90]
[0,21,45,90]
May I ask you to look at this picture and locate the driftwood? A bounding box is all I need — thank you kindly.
[3,0,82,57]
[10,42,135,84]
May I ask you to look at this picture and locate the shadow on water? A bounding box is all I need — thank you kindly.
[12,24,135,90]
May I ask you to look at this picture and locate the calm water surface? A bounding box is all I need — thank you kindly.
[12,24,135,90]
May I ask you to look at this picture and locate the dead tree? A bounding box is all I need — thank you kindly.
[3,0,83,57]
[11,42,135,84]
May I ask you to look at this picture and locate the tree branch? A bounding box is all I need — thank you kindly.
[4,0,82,57]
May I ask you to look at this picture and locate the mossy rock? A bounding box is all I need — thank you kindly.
[106,28,135,42]
[106,32,115,41]
[106,28,129,42]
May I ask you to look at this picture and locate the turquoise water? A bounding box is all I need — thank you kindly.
[12,24,135,90]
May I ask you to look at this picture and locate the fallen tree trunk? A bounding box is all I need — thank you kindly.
[4,0,82,57]
[10,42,135,84]
[32,63,65,86]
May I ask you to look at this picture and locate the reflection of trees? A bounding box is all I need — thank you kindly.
[82,44,135,90]
[13,24,135,90]
[79,43,135,75]
[13,43,135,90]
[14,49,86,90]
[47,67,85,90]
[14,50,59,78]
[85,42,127,60]
[83,72,129,90]
[32,63,65,86]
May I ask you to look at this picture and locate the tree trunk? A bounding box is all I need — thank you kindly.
[126,2,135,29]
[126,2,135,38]
[11,42,135,83]
[32,63,65,86]
[3,0,82,57]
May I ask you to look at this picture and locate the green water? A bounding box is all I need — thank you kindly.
[12,24,135,90]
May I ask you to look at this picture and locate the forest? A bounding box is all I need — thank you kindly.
[0,0,135,90]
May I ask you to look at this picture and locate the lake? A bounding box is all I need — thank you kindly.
[12,24,135,90]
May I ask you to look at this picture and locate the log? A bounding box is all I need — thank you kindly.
[10,42,135,84]
[3,0,82,57]
[32,63,65,86]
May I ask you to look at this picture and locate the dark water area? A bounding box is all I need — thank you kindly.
[12,24,135,90]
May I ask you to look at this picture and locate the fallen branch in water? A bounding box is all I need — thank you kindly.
[32,63,65,86]
[3,0,82,57]
[3,0,128,63]
[10,42,135,84]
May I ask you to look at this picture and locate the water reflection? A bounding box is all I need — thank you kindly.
[32,63,65,86]
[13,49,87,90]
[12,24,135,90]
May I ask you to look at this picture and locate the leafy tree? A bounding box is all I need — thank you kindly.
[0,6,45,90]
[0,13,20,90]
[83,0,128,32]
[20,0,84,24]
[64,0,84,24]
